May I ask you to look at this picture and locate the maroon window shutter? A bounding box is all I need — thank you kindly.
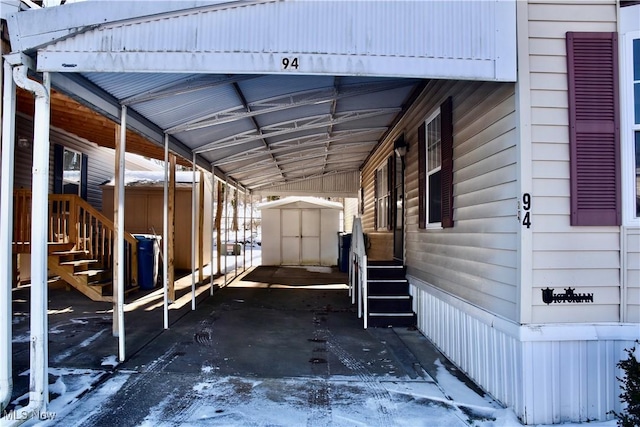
[440,97,454,228]
[566,32,621,226]
[418,122,426,229]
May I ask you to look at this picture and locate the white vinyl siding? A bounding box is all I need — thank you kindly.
[527,1,619,323]
[381,79,518,321]
[627,228,640,322]
[621,8,640,323]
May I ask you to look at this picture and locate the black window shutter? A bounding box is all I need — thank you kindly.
[387,155,394,230]
[80,153,88,201]
[53,144,64,194]
[566,32,620,226]
[440,97,454,228]
[418,122,426,229]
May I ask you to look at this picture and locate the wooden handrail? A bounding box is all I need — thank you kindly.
[13,189,138,286]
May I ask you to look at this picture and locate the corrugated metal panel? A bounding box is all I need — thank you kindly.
[255,171,359,197]
[36,1,516,81]
[410,280,632,425]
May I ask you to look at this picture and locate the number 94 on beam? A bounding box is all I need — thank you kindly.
[281,57,300,70]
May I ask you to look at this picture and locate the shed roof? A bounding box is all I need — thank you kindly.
[257,196,343,211]
[100,170,200,187]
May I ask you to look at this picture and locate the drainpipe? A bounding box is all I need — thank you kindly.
[0,58,17,416]
[4,64,51,425]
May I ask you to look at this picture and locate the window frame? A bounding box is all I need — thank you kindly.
[374,160,390,230]
[62,147,83,196]
[424,108,443,229]
[622,30,640,225]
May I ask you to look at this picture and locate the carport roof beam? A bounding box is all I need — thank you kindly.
[193,108,400,154]
[166,80,415,134]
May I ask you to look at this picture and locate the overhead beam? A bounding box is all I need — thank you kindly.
[193,108,400,154]
[167,79,415,134]
[122,74,257,105]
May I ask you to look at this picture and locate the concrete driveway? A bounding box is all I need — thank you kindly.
[7,266,507,427]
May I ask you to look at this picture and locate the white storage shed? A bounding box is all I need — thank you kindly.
[258,197,342,267]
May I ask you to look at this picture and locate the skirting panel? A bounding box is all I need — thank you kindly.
[408,276,636,425]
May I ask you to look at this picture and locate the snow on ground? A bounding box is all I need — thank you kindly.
[8,367,621,427]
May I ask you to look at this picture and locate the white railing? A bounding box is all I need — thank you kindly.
[348,217,368,329]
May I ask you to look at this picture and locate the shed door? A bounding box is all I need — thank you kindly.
[280,209,321,265]
[300,209,320,265]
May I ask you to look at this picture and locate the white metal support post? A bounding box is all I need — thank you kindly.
[6,65,51,425]
[0,58,16,415]
[163,134,169,329]
[191,151,196,310]
[224,177,228,286]
[210,166,215,296]
[250,194,254,266]
[243,189,247,272]
[116,106,127,362]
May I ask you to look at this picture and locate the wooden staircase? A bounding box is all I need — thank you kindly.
[13,190,139,302]
[366,260,416,327]
[47,244,114,302]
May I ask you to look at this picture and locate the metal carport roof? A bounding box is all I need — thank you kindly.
[4,0,516,196]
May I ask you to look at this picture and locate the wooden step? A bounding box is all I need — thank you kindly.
[50,249,89,256]
[368,312,416,328]
[60,259,99,268]
[367,280,410,295]
[368,295,413,313]
[361,260,416,328]
[73,268,105,278]
[367,265,406,280]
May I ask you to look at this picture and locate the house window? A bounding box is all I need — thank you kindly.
[425,110,442,226]
[54,144,88,200]
[418,97,454,229]
[621,29,640,223]
[375,162,389,230]
[63,148,82,195]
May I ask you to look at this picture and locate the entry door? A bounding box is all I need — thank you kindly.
[300,209,320,265]
[393,154,404,261]
[281,209,321,265]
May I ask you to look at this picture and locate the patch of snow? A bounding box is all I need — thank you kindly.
[11,332,31,343]
[12,315,27,325]
[433,358,493,408]
[100,355,119,368]
[306,266,333,273]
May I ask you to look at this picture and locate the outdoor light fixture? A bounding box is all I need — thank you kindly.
[394,135,408,158]
[17,137,31,149]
